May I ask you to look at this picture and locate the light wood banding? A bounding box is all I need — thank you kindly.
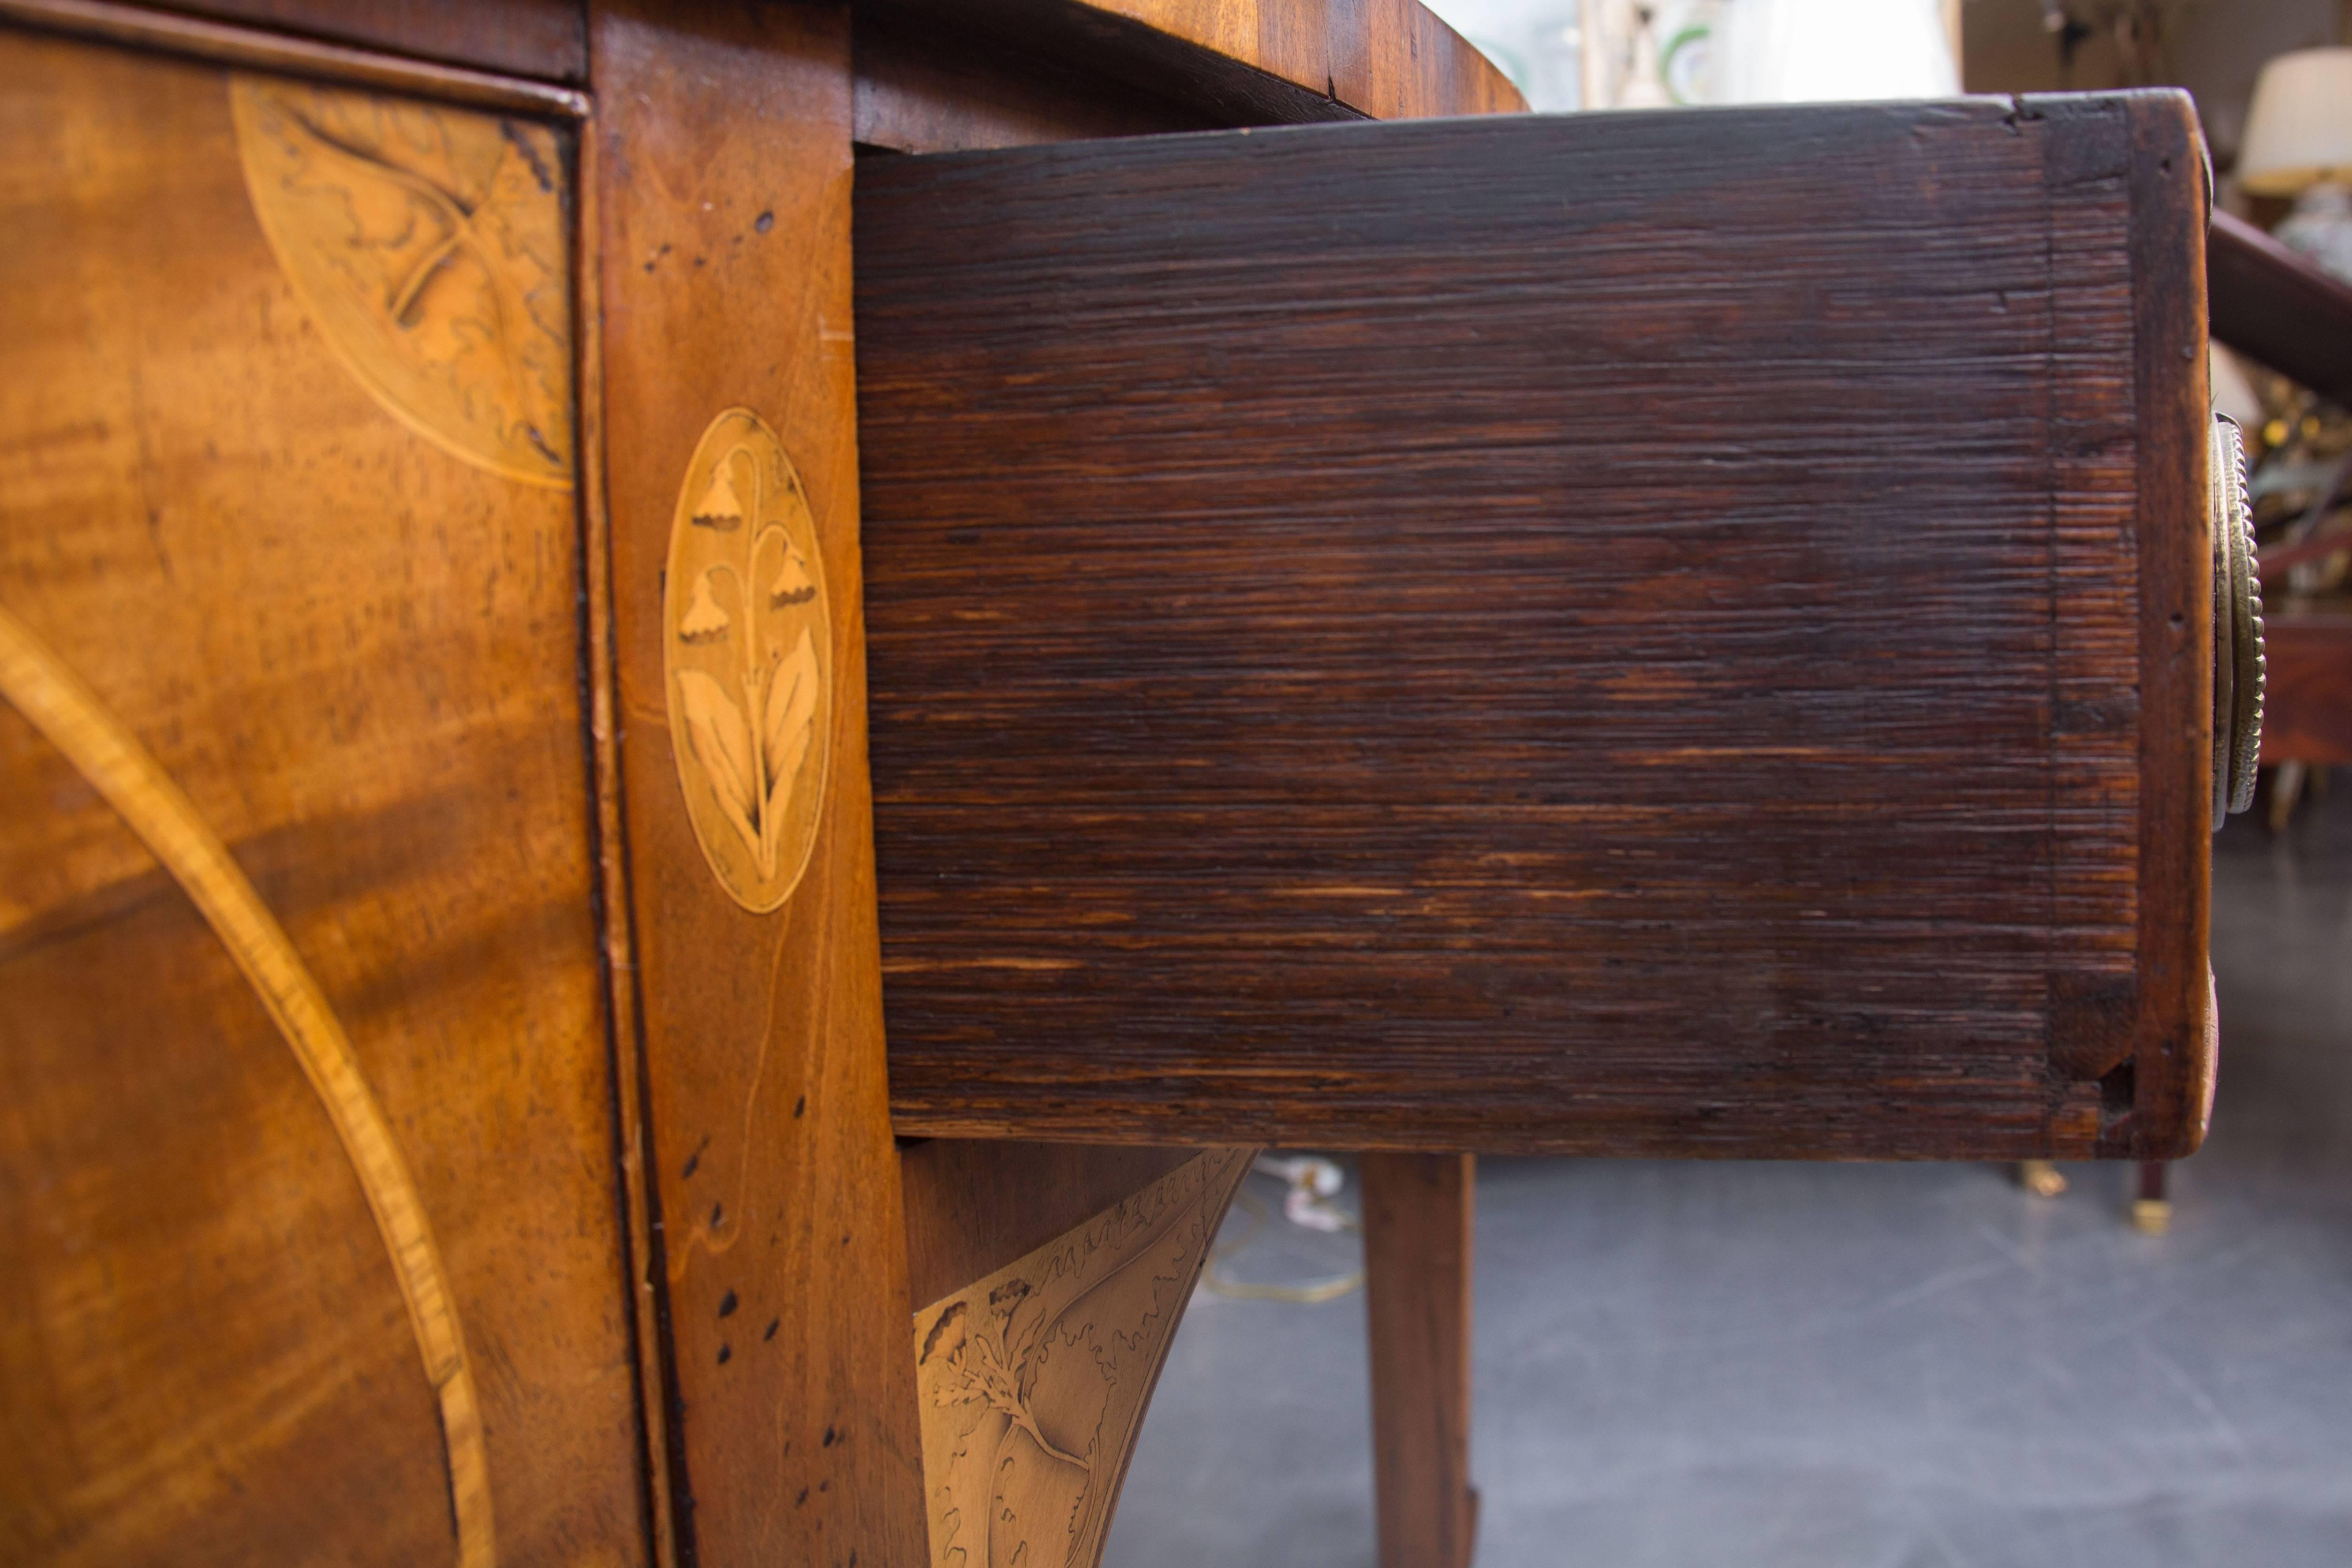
[0,605,494,1568]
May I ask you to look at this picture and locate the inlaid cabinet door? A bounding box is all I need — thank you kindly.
[0,28,642,1568]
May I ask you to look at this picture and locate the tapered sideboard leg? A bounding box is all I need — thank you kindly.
[2134,1160,2173,1235]
[1361,1152,1479,1568]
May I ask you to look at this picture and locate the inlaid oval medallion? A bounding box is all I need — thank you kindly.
[230,75,574,488]
[664,409,833,912]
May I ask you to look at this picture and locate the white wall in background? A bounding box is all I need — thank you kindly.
[1423,0,1959,111]
[1713,0,1958,101]
[1420,0,1588,109]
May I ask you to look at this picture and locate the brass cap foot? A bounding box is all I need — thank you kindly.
[2019,1160,2068,1198]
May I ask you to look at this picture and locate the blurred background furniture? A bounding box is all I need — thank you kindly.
[2239,47,2352,283]
[2210,196,2352,833]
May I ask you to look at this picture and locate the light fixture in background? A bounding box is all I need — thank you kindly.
[2239,48,2352,285]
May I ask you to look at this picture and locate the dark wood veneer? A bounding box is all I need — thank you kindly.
[856,93,2212,1159]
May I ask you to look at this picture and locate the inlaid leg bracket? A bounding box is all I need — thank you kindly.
[908,1146,1253,1568]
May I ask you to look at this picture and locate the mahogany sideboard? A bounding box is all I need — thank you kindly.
[0,3,2250,1566]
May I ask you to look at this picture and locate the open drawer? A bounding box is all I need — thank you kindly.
[854,93,2248,1160]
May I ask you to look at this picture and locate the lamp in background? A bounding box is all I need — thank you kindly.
[2239,47,2352,285]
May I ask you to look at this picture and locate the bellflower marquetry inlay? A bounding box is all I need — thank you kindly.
[664,408,834,912]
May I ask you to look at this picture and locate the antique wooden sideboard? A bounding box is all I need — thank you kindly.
[0,3,2252,1566]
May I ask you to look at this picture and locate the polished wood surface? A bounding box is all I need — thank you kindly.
[161,0,585,80]
[1073,0,1521,120]
[2209,208,2352,412]
[1361,1154,1477,1568]
[854,1,1218,155]
[0,26,642,1566]
[572,92,672,1565]
[2121,97,2217,1157]
[900,1139,1201,1308]
[857,92,2211,1159]
[0,0,589,112]
[852,0,1518,156]
[590,2,927,1562]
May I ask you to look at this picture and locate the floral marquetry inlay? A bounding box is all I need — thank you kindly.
[229,75,574,486]
[914,1148,1253,1568]
[664,408,833,912]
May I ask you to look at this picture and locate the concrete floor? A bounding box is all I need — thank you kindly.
[1106,787,2352,1567]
